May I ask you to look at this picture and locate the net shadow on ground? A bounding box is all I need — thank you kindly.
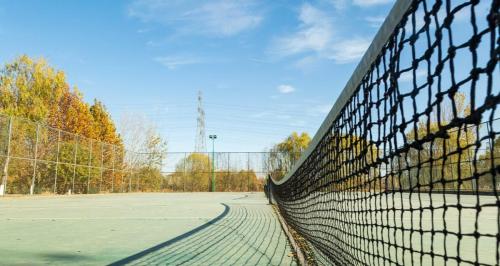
[109,201,296,266]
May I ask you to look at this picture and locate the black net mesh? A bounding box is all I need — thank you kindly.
[270,0,499,265]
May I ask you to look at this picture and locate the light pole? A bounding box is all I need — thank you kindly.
[209,135,217,192]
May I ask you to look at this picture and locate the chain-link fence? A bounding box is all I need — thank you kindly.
[0,114,290,195]
[160,151,289,192]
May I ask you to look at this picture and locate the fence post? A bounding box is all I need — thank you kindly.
[0,117,13,196]
[120,148,125,193]
[29,124,40,195]
[267,175,273,205]
[53,130,61,194]
[208,152,211,192]
[71,135,78,194]
[111,145,115,193]
[464,125,476,191]
[247,152,250,192]
[160,157,164,192]
[128,169,132,192]
[99,142,104,193]
[87,139,93,194]
[136,170,140,191]
[183,152,186,192]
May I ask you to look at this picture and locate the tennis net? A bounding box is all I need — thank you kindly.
[269,0,499,265]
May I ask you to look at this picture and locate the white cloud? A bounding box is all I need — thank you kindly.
[277,84,295,94]
[329,0,348,11]
[273,4,333,56]
[294,55,320,71]
[308,104,333,116]
[128,0,262,37]
[271,4,371,65]
[353,0,394,7]
[365,16,386,28]
[399,68,426,83]
[327,38,372,63]
[154,56,201,70]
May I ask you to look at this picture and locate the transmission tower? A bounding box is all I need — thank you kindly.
[195,90,206,152]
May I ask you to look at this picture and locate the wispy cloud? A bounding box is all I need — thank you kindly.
[277,84,296,94]
[329,0,393,10]
[271,4,371,65]
[329,0,348,10]
[353,0,394,7]
[327,38,371,63]
[365,16,386,28]
[154,55,202,70]
[272,4,333,57]
[399,68,426,83]
[308,104,332,116]
[128,0,262,37]
[293,55,319,71]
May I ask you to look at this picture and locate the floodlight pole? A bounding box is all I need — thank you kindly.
[209,135,217,192]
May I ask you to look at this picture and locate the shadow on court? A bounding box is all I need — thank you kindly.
[109,201,296,266]
[39,252,92,262]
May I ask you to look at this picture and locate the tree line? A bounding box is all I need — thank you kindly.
[267,93,499,193]
[0,56,126,194]
[0,55,121,144]
[0,56,264,194]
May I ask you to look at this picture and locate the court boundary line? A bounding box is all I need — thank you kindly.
[272,205,306,265]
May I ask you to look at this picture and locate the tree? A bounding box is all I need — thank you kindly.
[120,113,167,170]
[396,92,477,191]
[327,134,380,191]
[171,153,211,192]
[119,113,167,192]
[0,55,124,194]
[51,89,96,139]
[0,55,66,121]
[267,132,311,181]
[90,100,121,145]
[477,137,500,191]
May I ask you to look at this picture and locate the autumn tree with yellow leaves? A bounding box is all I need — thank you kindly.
[267,132,311,181]
[0,55,124,194]
[395,92,479,191]
[0,55,122,144]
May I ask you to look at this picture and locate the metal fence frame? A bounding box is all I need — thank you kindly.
[0,114,287,195]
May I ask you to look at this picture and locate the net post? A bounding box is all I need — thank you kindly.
[267,175,273,205]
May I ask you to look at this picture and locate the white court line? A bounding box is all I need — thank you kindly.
[2,217,269,221]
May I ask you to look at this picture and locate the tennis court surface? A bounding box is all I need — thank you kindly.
[0,192,296,265]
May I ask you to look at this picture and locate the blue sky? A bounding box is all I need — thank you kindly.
[0,0,397,152]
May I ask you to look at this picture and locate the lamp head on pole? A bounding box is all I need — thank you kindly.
[209,135,217,140]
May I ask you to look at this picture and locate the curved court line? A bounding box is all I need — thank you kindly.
[107,203,230,266]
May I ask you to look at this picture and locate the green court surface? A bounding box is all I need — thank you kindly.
[0,192,296,265]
